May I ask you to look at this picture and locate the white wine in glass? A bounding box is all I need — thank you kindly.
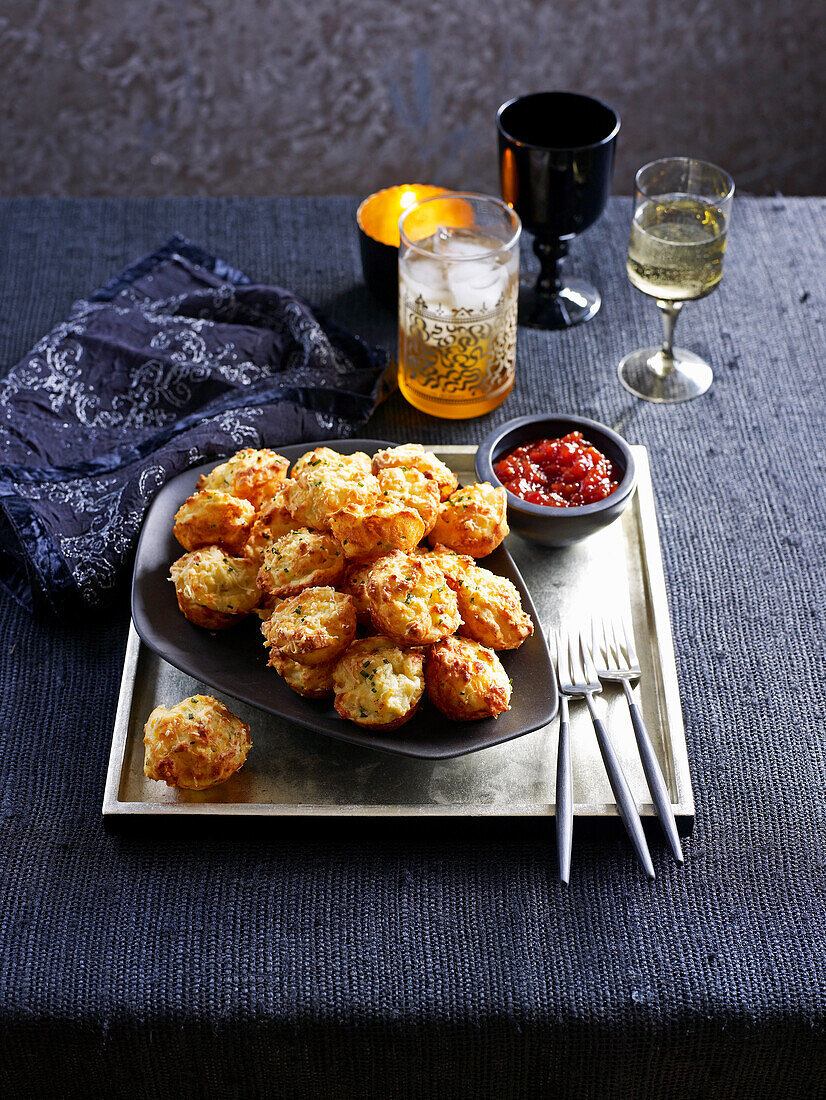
[619,159,734,403]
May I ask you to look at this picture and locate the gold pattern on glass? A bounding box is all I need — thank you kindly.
[398,228,519,419]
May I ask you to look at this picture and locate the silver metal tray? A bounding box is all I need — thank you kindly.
[103,445,694,821]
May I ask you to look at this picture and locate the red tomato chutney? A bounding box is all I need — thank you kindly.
[493,432,620,507]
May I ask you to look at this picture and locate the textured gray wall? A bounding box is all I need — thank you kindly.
[1,0,824,198]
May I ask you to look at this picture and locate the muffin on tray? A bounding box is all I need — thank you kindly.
[143,695,252,789]
[285,464,380,532]
[425,637,512,721]
[375,465,441,535]
[427,482,509,558]
[260,587,357,666]
[197,448,290,510]
[291,447,372,480]
[454,564,534,651]
[256,528,345,599]
[329,500,425,561]
[366,551,461,647]
[333,636,425,730]
[416,544,474,590]
[173,489,255,555]
[170,546,260,629]
[371,443,458,501]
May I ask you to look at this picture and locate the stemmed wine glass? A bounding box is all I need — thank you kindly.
[619,157,735,402]
[497,91,620,329]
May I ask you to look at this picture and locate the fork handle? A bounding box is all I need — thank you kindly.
[584,695,655,880]
[556,695,573,884]
[622,681,684,865]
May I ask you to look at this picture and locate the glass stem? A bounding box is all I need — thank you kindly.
[534,237,567,298]
[655,300,683,375]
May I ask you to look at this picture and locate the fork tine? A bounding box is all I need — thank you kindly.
[567,628,584,686]
[589,616,600,663]
[553,628,567,684]
[598,616,619,671]
[618,616,640,668]
[580,630,600,688]
[605,616,625,670]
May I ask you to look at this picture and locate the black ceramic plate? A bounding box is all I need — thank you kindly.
[131,439,558,760]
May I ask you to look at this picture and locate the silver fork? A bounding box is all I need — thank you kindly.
[592,617,684,864]
[556,626,655,880]
[552,630,573,884]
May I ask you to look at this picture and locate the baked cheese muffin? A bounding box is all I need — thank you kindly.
[243,484,302,567]
[329,500,425,561]
[427,482,509,558]
[268,651,337,699]
[333,636,425,730]
[257,527,345,599]
[291,447,372,479]
[416,543,474,590]
[173,489,256,555]
[366,551,461,647]
[371,443,458,501]
[143,694,252,789]
[285,464,380,532]
[376,466,441,535]
[260,586,356,665]
[455,564,534,650]
[196,448,290,510]
[170,546,261,629]
[425,637,512,721]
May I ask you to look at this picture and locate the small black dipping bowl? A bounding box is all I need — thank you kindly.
[475,414,637,547]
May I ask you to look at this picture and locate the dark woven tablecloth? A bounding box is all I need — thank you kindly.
[1,197,824,1099]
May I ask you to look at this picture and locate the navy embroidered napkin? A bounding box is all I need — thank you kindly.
[0,235,392,615]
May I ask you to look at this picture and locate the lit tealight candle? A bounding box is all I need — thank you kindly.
[357,184,448,309]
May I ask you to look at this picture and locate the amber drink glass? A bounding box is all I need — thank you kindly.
[397,192,521,419]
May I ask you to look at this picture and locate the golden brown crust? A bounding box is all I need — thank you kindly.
[329,500,425,561]
[375,466,441,535]
[341,560,378,625]
[268,652,337,698]
[173,489,256,555]
[260,586,357,665]
[170,546,260,629]
[371,443,458,501]
[285,465,380,532]
[427,482,509,558]
[345,451,374,477]
[424,637,512,721]
[257,527,345,598]
[366,551,461,647]
[454,565,534,650]
[243,484,302,567]
[289,446,344,477]
[197,448,290,510]
[143,694,251,789]
[416,543,475,591]
[290,447,372,479]
[333,636,425,730]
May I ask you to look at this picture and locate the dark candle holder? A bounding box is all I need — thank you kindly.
[497,91,620,329]
[356,185,448,311]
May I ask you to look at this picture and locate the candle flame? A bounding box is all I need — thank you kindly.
[358,185,450,246]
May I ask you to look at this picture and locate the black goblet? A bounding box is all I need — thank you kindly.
[497,91,620,329]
